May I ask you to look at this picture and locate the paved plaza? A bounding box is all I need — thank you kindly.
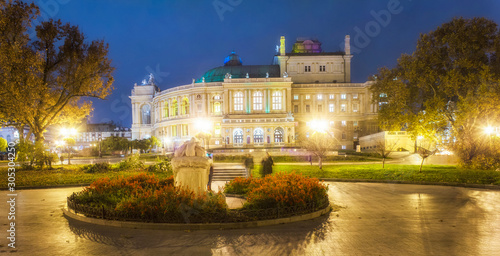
[1,182,500,255]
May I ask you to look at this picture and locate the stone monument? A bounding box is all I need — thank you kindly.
[171,137,211,194]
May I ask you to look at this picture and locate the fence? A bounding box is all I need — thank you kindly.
[67,192,330,224]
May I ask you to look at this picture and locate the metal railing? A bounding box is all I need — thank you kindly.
[67,192,329,224]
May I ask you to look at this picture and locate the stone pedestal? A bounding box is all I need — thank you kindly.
[171,137,211,194]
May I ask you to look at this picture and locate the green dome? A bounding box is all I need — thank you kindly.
[197,65,280,83]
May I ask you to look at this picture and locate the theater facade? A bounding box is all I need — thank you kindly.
[130,36,379,151]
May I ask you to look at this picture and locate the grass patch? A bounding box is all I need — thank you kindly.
[0,164,173,188]
[269,164,500,185]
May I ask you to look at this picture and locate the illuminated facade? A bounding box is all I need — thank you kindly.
[130,36,379,151]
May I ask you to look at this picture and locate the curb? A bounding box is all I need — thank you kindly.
[63,205,332,230]
[321,178,500,190]
[0,184,91,191]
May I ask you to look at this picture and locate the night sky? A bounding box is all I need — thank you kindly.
[33,0,500,127]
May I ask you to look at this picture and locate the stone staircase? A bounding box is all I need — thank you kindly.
[212,164,247,181]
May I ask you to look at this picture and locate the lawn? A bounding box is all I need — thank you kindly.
[252,164,500,185]
[0,165,172,188]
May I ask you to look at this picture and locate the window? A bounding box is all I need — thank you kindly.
[341,94,346,99]
[233,129,243,144]
[164,103,169,118]
[272,91,282,110]
[329,94,334,99]
[171,125,177,137]
[329,104,334,112]
[214,123,221,135]
[253,91,263,110]
[319,65,326,72]
[305,66,311,72]
[305,95,310,100]
[181,97,189,115]
[274,127,284,142]
[353,93,358,99]
[352,103,358,112]
[306,105,310,113]
[213,94,221,100]
[293,105,298,113]
[341,104,346,112]
[317,94,322,100]
[197,103,202,112]
[171,100,178,116]
[141,105,151,124]
[341,121,346,126]
[293,94,299,100]
[341,145,346,150]
[254,128,264,143]
[380,93,387,98]
[196,94,202,100]
[234,92,244,111]
[353,121,358,126]
[182,124,189,136]
[318,105,322,112]
[213,102,221,114]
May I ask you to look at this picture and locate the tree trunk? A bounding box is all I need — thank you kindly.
[419,158,425,173]
[318,156,322,170]
[383,158,385,168]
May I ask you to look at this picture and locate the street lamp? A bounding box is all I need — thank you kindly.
[60,127,77,165]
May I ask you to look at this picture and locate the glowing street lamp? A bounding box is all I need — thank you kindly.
[308,119,329,133]
[484,126,494,135]
[60,127,77,164]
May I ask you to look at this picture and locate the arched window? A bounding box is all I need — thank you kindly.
[141,105,151,124]
[234,92,243,111]
[213,102,221,114]
[171,100,178,116]
[253,128,264,143]
[164,102,169,118]
[272,91,282,110]
[181,97,189,115]
[274,127,284,143]
[253,91,263,110]
[233,129,243,144]
[213,94,221,100]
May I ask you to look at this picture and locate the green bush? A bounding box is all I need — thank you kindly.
[223,177,254,194]
[147,158,173,174]
[82,162,112,173]
[116,153,144,171]
[213,155,246,162]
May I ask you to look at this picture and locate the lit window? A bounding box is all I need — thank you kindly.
[305,66,311,72]
[274,127,284,142]
[305,95,310,100]
[234,92,243,111]
[254,128,264,143]
[352,103,358,112]
[380,93,387,97]
[213,94,221,100]
[341,104,346,112]
[253,91,263,110]
[317,94,322,100]
[329,104,334,112]
[293,94,299,100]
[342,121,346,126]
[213,102,221,113]
[329,94,334,99]
[233,129,243,143]
[272,91,282,110]
[214,123,221,135]
[353,121,358,126]
[352,93,358,99]
[341,145,346,150]
[341,94,346,99]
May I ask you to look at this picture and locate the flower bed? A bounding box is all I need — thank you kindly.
[67,173,330,223]
[224,172,329,210]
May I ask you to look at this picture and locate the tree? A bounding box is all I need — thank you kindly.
[301,131,337,170]
[373,137,398,168]
[415,137,438,172]
[0,0,114,143]
[132,136,160,153]
[0,137,7,151]
[370,17,500,167]
[63,137,75,165]
[101,136,130,154]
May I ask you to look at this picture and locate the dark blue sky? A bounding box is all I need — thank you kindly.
[34,0,500,127]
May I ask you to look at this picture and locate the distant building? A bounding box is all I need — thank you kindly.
[74,122,131,150]
[359,131,416,153]
[130,36,380,151]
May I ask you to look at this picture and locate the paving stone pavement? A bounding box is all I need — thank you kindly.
[1,182,500,255]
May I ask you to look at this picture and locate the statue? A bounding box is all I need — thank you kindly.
[246,73,249,78]
[202,77,205,83]
[141,79,147,85]
[266,72,269,78]
[283,72,288,78]
[171,138,212,194]
[148,73,155,84]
